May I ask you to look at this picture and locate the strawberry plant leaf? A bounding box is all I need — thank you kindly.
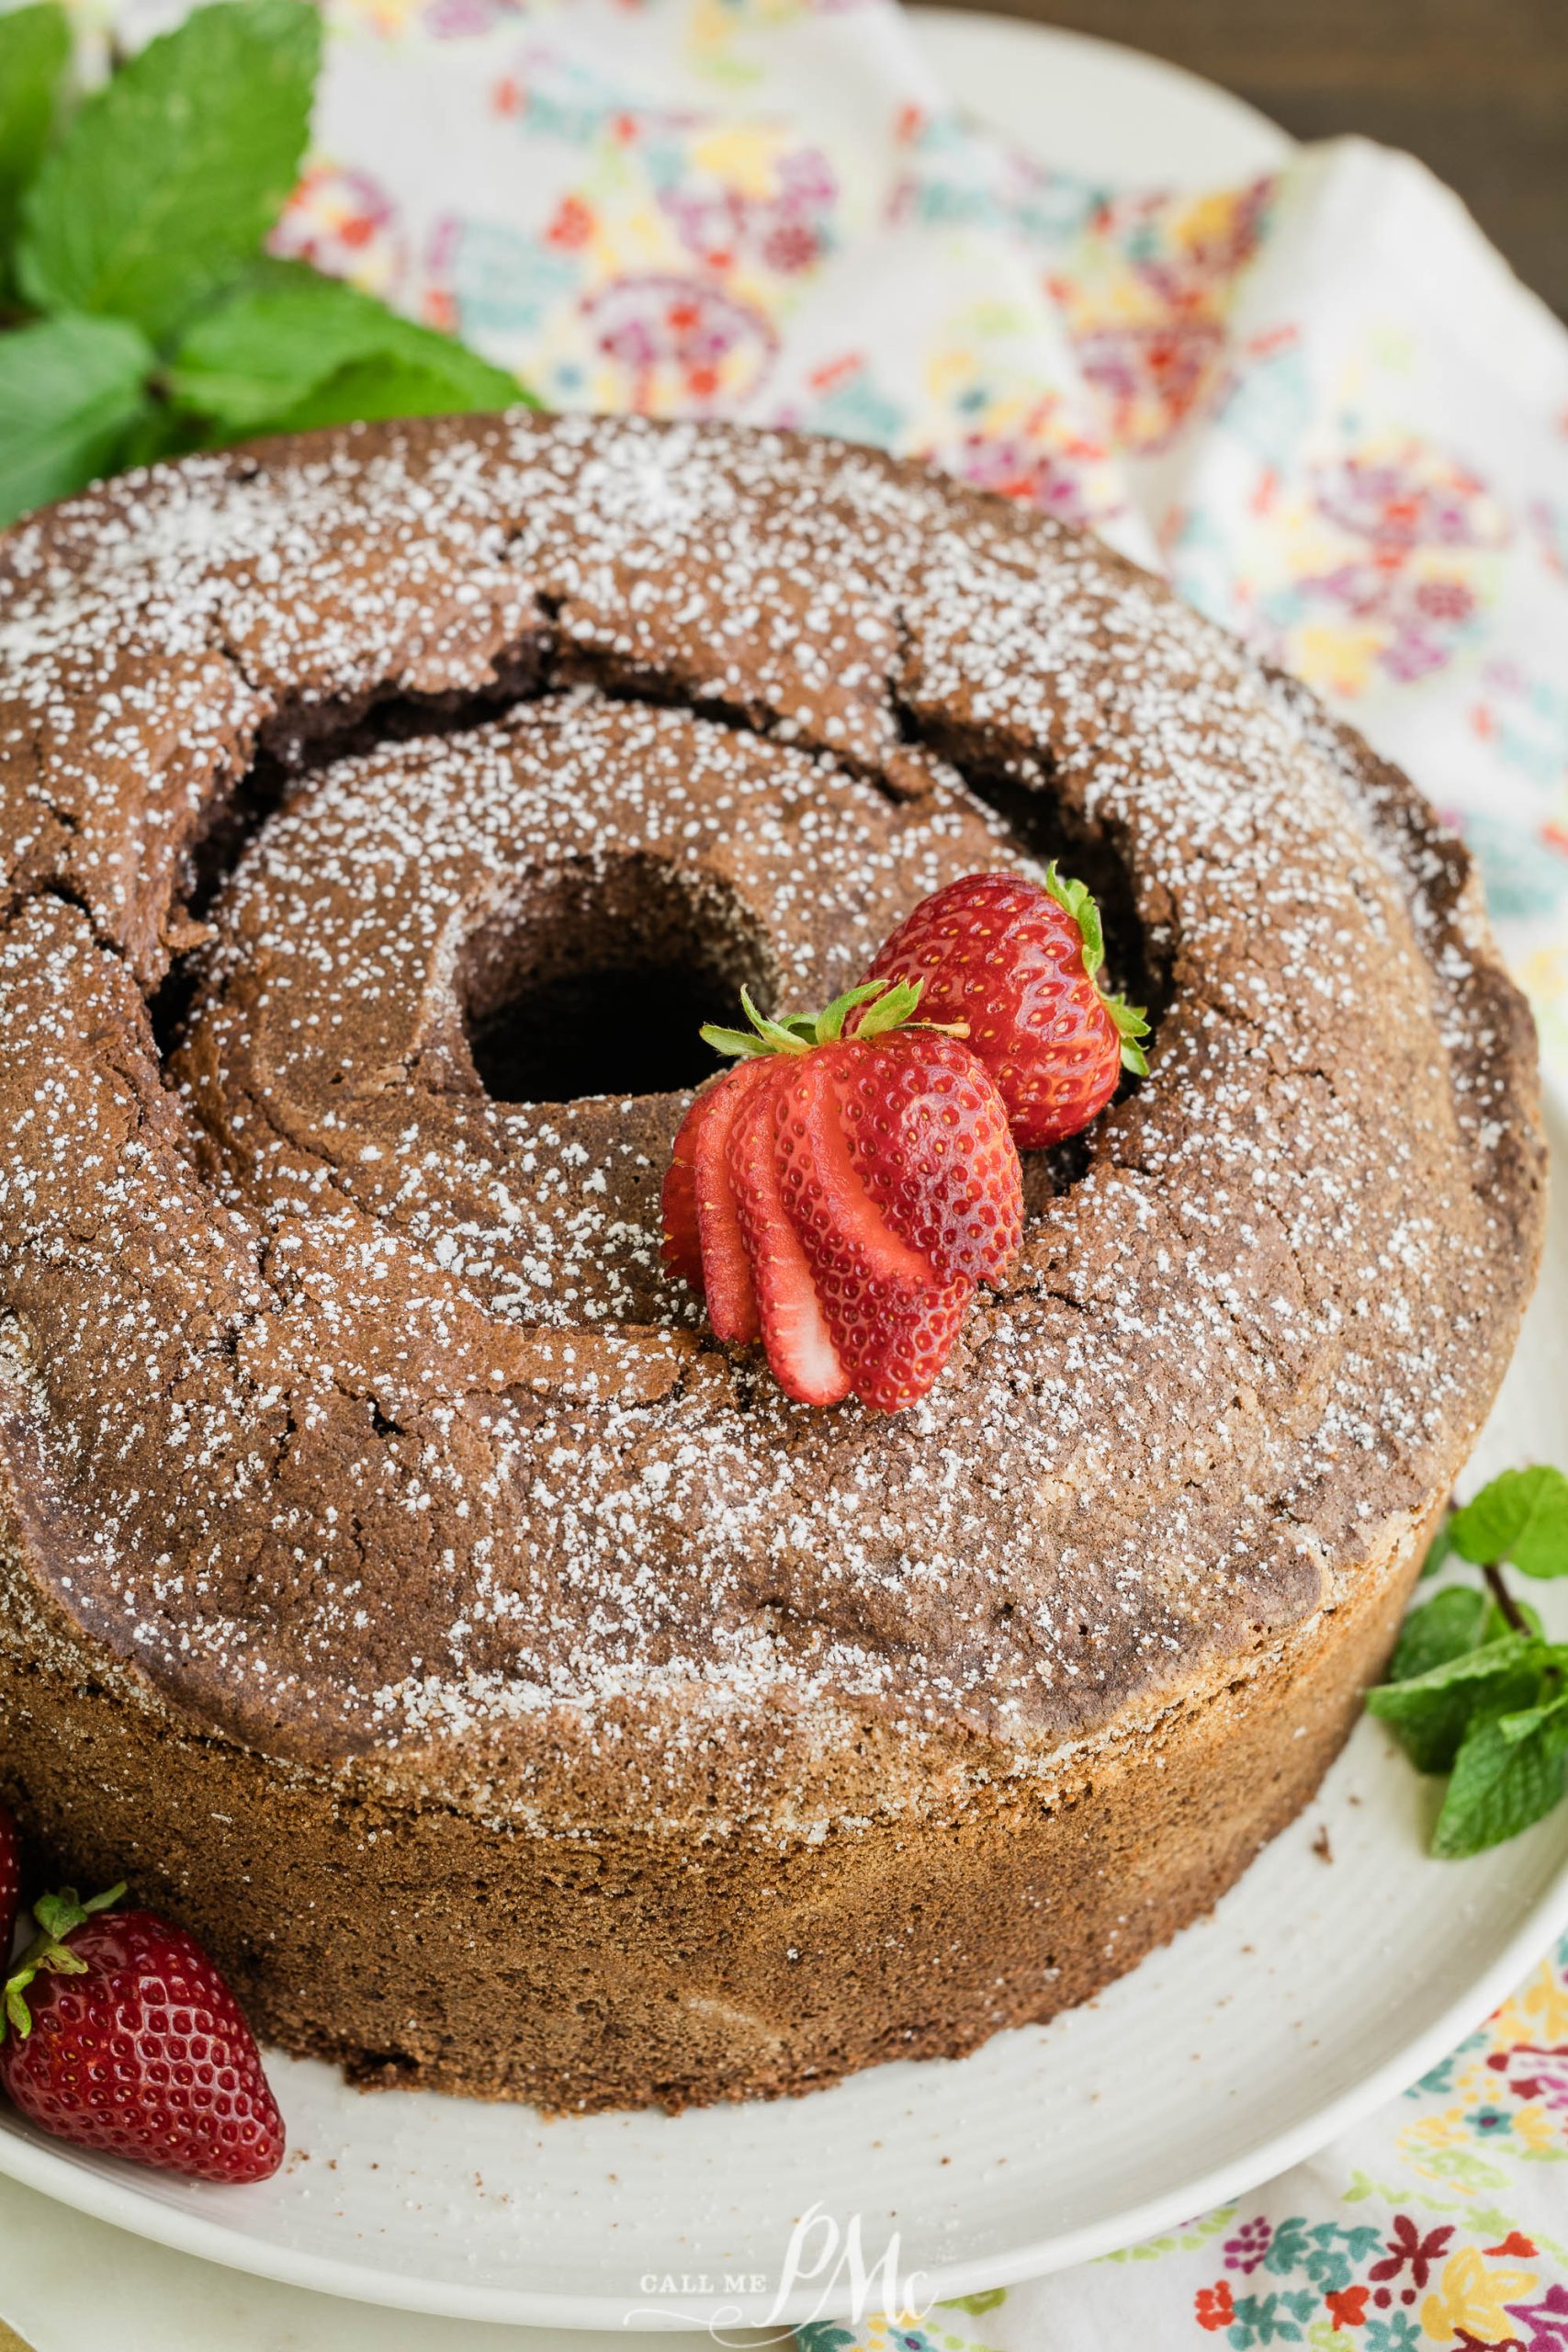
[0,1,70,289]
[1043,860,1103,974]
[1431,1711,1568,1859]
[0,311,153,527]
[17,0,321,343]
[1449,1465,1568,1579]
[169,262,524,433]
[855,978,924,1040]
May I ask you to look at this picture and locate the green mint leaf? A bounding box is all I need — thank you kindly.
[0,2,70,290]
[1387,1582,1490,1684]
[1449,1465,1568,1580]
[241,351,522,435]
[1431,1712,1568,1859]
[1365,1633,1547,1774]
[1495,1691,1568,1747]
[170,262,521,433]
[113,402,209,474]
[0,311,152,526]
[17,0,321,343]
[1419,1517,1457,1579]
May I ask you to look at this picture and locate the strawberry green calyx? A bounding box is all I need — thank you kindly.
[1042,861,1151,1079]
[700,978,968,1063]
[0,1883,125,2043]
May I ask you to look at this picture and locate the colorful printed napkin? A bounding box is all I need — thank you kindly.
[800,1933,1568,2351]
[205,0,1568,1102]
[81,0,1568,2342]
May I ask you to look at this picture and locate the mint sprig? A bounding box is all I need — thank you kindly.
[1367,1464,1568,1856]
[18,0,321,341]
[0,0,536,531]
[0,3,68,301]
[167,260,520,438]
[0,311,152,521]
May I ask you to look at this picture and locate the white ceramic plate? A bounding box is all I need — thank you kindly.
[2,18,1563,2336]
[3,1104,1563,2335]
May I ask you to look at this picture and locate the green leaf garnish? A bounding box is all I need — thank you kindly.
[1366,1633,1548,1776]
[17,0,321,343]
[1368,1464,1568,1853]
[699,977,967,1063]
[0,3,544,525]
[1448,1465,1568,1580]
[0,2,70,299]
[0,1881,124,2044]
[0,311,153,527]
[1042,860,1149,1077]
[1431,1708,1568,1859]
[169,262,526,435]
[1386,1582,1490,1684]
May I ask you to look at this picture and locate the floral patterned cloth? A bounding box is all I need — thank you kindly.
[798,1933,1568,2350]
[102,1,1568,2338]
[108,0,1568,1091]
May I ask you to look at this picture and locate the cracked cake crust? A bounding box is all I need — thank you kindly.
[0,413,1544,2109]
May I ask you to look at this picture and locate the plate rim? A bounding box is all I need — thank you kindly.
[907,4,1297,186]
[2,13,1562,2333]
[0,1826,1565,2330]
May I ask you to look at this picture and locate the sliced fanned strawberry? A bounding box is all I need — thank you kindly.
[773,1046,976,1410]
[666,975,1023,1414]
[660,1083,716,1294]
[831,1031,1021,1285]
[848,1274,972,1414]
[693,1057,773,1345]
[727,1060,851,1407]
[773,1045,936,1291]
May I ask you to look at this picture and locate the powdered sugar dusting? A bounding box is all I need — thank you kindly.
[0,413,1543,1827]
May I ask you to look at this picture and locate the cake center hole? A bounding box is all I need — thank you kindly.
[460,857,771,1104]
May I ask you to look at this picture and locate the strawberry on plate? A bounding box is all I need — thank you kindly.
[661,978,1021,1412]
[0,1884,285,2183]
[866,866,1149,1150]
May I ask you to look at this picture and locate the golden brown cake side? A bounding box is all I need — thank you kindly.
[0,1484,1440,2110]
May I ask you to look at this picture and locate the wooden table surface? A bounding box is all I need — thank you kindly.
[913,0,1568,318]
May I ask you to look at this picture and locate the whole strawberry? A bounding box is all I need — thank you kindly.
[0,1806,18,1960]
[0,1886,285,2184]
[663,979,1021,1411]
[866,867,1149,1150]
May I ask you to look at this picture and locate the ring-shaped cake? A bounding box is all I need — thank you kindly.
[0,413,1544,2109]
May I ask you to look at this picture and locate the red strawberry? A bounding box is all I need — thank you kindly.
[773,1043,993,1411]
[663,980,1021,1411]
[660,1054,774,1343]
[0,1887,285,2184]
[866,867,1149,1149]
[0,1807,19,1959]
[728,1057,851,1406]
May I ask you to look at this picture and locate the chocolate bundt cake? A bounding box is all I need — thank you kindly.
[0,414,1544,2111]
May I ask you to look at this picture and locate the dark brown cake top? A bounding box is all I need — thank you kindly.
[0,413,1543,1825]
